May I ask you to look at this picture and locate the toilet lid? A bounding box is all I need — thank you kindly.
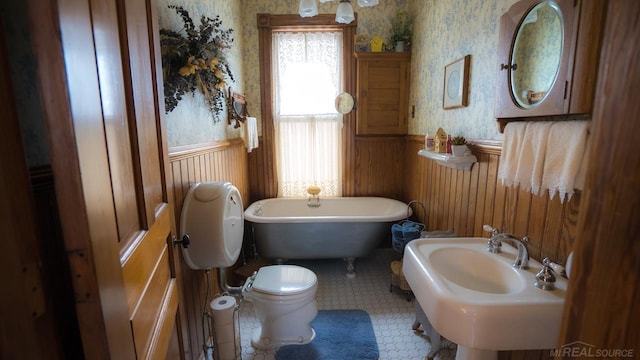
[252,265,317,296]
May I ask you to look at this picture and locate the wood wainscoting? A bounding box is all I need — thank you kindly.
[354,136,405,198]
[169,138,250,359]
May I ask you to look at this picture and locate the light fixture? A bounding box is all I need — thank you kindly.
[357,0,379,6]
[299,0,378,24]
[299,0,319,18]
[335,0,355,24]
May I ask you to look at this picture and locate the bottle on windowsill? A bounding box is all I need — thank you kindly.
[446,135,452,154]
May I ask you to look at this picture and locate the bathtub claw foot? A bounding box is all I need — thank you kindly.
[345,257,357,278]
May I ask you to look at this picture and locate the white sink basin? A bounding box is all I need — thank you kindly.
[429,247,525,294]
[403,237,567,355]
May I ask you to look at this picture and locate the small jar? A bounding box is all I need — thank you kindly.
[425,129,435,150]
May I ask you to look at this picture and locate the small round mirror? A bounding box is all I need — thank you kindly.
[335,92,354,114]
[233,101,246,118]
[510,1,563,108]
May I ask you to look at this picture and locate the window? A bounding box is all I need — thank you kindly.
[272,31,343,197]
[256,14,356,199]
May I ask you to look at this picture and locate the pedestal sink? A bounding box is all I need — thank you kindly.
[402,237,567,360]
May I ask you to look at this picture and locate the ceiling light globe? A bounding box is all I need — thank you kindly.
[357,0,379,7]
[299,0,319,18]
[335,1,355,24]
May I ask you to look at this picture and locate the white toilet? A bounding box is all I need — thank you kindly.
[242,264,317,349]
[179,182,318,350]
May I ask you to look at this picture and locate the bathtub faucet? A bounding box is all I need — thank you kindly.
[307,194,320,207]
[306,186,321,207]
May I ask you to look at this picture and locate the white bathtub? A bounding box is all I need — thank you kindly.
[244,197,410,277]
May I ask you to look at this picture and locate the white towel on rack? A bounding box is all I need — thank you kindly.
[242,117,259,153]
[540,120,590,202]
[498,122,528,188]
[573,133,591,191]
[515,121,553,195]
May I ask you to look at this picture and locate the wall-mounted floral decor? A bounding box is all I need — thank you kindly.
[160,5,235,123]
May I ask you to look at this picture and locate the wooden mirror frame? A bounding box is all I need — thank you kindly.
[227,88,247,128]
[495,0,604,132]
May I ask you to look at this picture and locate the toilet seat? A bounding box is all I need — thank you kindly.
[247,265,317,296]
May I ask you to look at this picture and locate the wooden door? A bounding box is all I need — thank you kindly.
[26,0,183,358]
[558,0,640,351]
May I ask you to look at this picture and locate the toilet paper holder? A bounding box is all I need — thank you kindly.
[210,295,241,360]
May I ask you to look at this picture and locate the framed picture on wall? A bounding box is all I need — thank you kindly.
[443,55,471,109]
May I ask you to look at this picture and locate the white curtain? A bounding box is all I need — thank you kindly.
[273,31,343,197]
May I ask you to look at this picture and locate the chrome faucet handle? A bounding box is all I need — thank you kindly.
[545,259,567,278]
[484,225,502,253]
[534,258,557,290]
[483,224,499,236]
[512,236,530,269]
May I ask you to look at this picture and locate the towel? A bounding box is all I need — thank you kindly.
[541,121,589,202]
[499,120,589,203]
[391,220,425,252]
[515,121,553,195]
[498,122,527,188]
[573,132,591,191]
[242,116,259,153]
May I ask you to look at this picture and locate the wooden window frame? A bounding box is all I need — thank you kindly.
[257,13,358,197]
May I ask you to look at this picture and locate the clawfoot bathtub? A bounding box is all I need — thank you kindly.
[244,197,409,277]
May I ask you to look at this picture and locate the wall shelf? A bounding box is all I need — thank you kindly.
[418,149,477,171]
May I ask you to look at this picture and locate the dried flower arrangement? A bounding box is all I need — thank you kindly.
[160,5,235,122]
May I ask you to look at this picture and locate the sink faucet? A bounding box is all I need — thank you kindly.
[483,225,530,269]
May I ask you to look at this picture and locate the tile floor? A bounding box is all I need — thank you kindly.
[235,249,457,360]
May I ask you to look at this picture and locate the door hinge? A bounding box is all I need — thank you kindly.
[564,81,569,99]
[22,262,45,318]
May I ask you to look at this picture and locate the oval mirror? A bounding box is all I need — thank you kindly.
[234,100,246,118]
[335,92,355,114]
[510,1,563,108]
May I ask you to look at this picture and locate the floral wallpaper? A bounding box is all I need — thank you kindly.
[159,0,521,146]
[408,0,518,141]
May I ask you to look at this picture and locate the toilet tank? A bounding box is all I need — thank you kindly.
[180,182,244,270]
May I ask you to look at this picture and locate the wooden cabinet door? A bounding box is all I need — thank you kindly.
[355,52,410,135]
[494,0,577,120]
[494,0,605,132]
[27,0,182,358]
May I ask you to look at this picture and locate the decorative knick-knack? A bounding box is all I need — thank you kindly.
[434,128,448,153]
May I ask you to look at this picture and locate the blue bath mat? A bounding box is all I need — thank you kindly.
[275,309,379,360]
